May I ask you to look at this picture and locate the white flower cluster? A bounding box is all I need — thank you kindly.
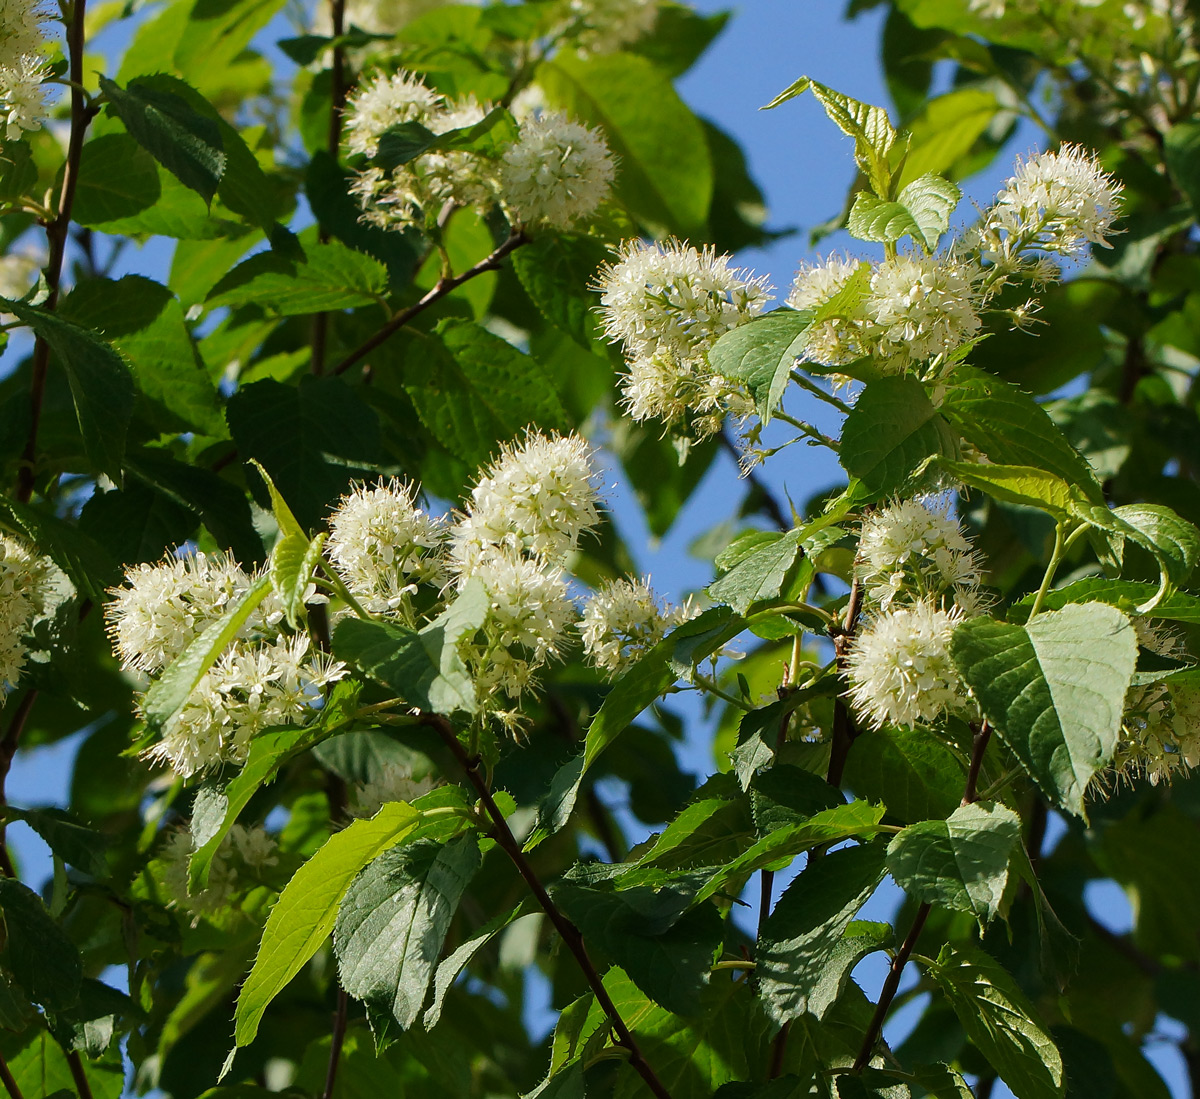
[857,498,985,615]
[845,600,969,731]
[579,576,694,677]
[450,432,601,710]
[105,553,347,778]
[566,0,658,55]
[499,112,616,231]
[0,534,52,696]
[1116,681,1200,786]
[0,0,52,141]
[346,71,496,229]
[788,253,982,376]
[161,823,278,920]
[349,761,437,818]
[597,239,773,437]
[327,479,445,620]
[975,144,1123,271]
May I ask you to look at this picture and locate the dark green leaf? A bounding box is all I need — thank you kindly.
[99,76,226,204]
[335,834,481,1034]
[0,495,120,601]
[951,604,1137,817]
[841,727,963,824]
[0,878,81,1012]
[512,234,610,348]
[0,808,108,877]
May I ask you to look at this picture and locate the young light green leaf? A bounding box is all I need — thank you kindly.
[98,76,226,204]
[931,943,1064,1099]
[334,834,481,1035]
[886,801,1022,923]
[951,603,1137,817]
[757,843,887,1025]
[706,309,813,422]
[846,174,960,250]
[234,802,424,1046]
[141,576,271,733]
[0,878,82,1012]
[939,459,1081,521]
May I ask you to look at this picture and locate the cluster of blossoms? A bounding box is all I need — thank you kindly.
[345,69,616,232]
[161,823,278,920]
[0,535,53,696]
[327,431,690,726]
[597,240,774,437]
[0,0,52,141]
[564,0,659,55]
[1116,680,1200,786]
[105,553,347,778]
[789,145,1121,383]
[844,499,983,731]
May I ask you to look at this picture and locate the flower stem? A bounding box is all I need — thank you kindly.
[1027,522,1067,619]
[789,370,853,415]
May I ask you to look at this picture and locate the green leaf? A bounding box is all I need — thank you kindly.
[524,608,745,851]
[1107,503,1200,587]
[234,801,424,1046]
[0,298,135,483]
[332,579,489,715]
[931,943,1064,1099]
[1009,577,1200,623]
[334,833,481,1035]
[511,234,610,348]
[1,1029,124,1099]
[249,459,315,628]
[939,459,1080,520]
[757,843,887,1025]
[0,140,35,202]
[841,727,963,824]
[0,808,108,877]
[537,51,713,237]
[1164,121,1200,219]
[706,309,813,423]
[847,173,960,250]
[628,777,754,872]
[372,121,439,171]
[141,576,271,734]
[841,376,959,495]
[951,603,1137,817]
[225,376,383,533]
[764,76,896,199]
[897,87,1003,187]
[0,495,120,601]
[708,529,804,613]
[939,366,1104,504]
[99,76,226,204]
[423,899,535,1029]
[0,878,81,1011]
[886,801,1021,923]
[206,240,387,315]
[400,319,568,480]
[784,920,891,1024]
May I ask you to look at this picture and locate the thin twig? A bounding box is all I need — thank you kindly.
[420,713,673,1099]
[961,721,992,806]
[65,1050,94,1099]
[332,231,529,376]
[826,574,864,787]
[0,691,38,877]
[0,1051,25,1099]
[18,0,92,503]
[321,986,349,1099]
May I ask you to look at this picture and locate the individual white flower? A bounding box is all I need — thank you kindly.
[867,254,982,372]
[499,112,615,230]
[579,576,695,677]
[0,53,50,141]
[450,431,602,572]
[845,601,968,730]
[105,553,256,676]
[567,0,658,54]
[981,144,1123,264]
[161,823,277,920]
[0,251,40,305]
[0,535,51,694]
[787,255,868,367]
[327,479,446,617]
[343,69,441,157]
[457,553,576,702]
[857,498,985,613]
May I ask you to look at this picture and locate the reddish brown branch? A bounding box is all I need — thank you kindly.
[421,713,672,1099]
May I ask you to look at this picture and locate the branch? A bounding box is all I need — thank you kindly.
[311,0,349,375]
[332,231,529,377]
[321,986,349,1099]
[851,704,994,1072]
[0,1051,25,1099]
[18,0,93,503]
[0,691,38,877]
[65,1050,93,1099]
[825,573,864,787]
[420,713,673,1099]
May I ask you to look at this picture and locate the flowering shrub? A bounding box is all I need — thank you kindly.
[1,2,1200,1099]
